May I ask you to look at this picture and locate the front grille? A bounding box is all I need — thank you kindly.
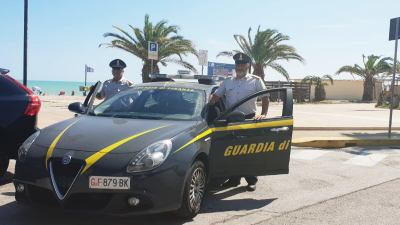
[49,158,83,199]
[66,193,112,210]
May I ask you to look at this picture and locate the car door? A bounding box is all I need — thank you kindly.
[209,88,293,178]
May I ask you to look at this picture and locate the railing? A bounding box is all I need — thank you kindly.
[264,81,311,102]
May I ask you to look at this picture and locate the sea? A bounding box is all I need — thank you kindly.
[21,80,96,96]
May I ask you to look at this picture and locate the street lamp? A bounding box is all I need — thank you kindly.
[23,0,28,86]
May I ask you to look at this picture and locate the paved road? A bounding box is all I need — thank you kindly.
[263,178,400,225]
[1,146,399,225]
[257,103,400,128]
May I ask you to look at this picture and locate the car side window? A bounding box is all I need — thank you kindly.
[101,92,140,113]
[216,88,292,122]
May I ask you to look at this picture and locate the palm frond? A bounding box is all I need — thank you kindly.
[301,75,317,85]
[111,25,138,44]
[219,26,303,79]
[322,74,334,85]
[100,15,198,82]
[161,58,198,73]
[216,51,234,58]
[336,65,365,77]
[268,62,290,81]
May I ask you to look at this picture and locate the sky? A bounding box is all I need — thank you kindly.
[1,0,399,84]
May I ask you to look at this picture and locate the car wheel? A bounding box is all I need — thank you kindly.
[176,160,207,219]
[0,156,9,178]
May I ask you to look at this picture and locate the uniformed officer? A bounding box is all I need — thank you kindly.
[96,59,133,100]
[209,53,269,191]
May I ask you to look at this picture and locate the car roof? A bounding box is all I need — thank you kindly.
[134,81,219,92]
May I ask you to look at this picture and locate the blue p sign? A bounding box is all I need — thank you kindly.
[150,42,157,52]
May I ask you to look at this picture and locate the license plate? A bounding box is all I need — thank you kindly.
[89,176,130,190]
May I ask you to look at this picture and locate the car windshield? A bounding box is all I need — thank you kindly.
[92,86,205,121]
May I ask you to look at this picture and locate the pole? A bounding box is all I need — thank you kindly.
[150,60,153,75]
[201,66,204,75]
[389,18,399,138]
[84,65,87,96]
[23,0,28,86]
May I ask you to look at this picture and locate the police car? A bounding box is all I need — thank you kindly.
[13,75,293,218]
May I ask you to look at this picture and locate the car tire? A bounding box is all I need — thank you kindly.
[0,156,9,178]
[15,190,29,204]
[175,160,207,219]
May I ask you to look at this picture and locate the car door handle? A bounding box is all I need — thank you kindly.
[235,135,247,139]
[230,131,248,139]
[270,127,289,132]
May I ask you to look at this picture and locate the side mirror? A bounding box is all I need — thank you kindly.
[226,111,246,123]
[68,102,85,114]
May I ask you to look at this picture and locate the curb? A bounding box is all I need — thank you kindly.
[294,127,400,131]
[292,137,400,148]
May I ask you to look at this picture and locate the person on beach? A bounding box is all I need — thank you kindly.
[96,59,133,100]
[208,53,270,192]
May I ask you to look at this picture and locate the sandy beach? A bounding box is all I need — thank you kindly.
[37,96,86,128]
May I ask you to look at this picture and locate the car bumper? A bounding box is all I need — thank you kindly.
[14,158,189,215]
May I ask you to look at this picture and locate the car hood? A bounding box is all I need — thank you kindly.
[36,116,199,154]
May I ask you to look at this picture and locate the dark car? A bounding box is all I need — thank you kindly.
[0,69,41,178]
[14,78,293,218]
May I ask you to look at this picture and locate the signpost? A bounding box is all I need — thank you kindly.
[388,17,400,138]
[23,0,28,86]
[198,50,208,75]
[84,65,94,96]
[148,41,158,74]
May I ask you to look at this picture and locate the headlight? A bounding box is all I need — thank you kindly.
[18,130,40,162]
[126,140,172,173]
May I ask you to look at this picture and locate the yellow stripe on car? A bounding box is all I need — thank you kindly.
[173,129,213,154]
[81,126,167,174]
[45,119,80,169]
[173,119,293,154]
[212,119,293,132]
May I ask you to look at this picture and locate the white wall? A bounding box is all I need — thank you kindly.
[292,79,383,101]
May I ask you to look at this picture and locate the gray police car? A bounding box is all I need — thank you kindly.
[14,76,293,218]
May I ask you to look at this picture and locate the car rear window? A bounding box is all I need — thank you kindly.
[0,76,27,96]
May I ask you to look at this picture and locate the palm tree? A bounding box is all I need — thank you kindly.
[336,55,392,101]
[302,75,334,101]
[217,26,304,80]
[100,15,198,83]
[389,61,400,74]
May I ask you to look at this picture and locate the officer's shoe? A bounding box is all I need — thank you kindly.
[246,183,257,192]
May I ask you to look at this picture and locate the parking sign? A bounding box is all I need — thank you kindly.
[148,41,158,60]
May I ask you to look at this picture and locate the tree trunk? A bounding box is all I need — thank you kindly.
[141,60,160,83]
[362,77,374,101]
[252,64,265,80]
[393,95,400,108]
[314,85,326,101]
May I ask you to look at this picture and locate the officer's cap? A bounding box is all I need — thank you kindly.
[233,53,251,64]
[109,59,126,69]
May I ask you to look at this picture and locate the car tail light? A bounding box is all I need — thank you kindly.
[4,75,42,116]
[25,94,41,116]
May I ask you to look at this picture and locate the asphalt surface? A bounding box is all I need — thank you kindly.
[262,178,400,225]
[1,146,400,225]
